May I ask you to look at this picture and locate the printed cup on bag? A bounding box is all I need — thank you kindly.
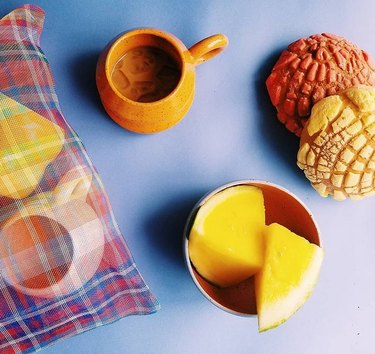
[0,165,105,298]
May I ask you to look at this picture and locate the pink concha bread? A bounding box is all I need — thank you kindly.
[266,33,375,136]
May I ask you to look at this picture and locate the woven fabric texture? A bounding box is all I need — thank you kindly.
[0,5,159,353]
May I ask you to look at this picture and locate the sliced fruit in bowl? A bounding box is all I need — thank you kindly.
[183,181,323,331]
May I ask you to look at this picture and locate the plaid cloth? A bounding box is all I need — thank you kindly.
[0,5,159,353]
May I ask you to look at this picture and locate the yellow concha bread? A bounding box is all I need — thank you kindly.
[297,85,375,200]
[0,94,65,199]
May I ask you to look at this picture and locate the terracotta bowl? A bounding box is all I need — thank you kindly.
[183,180,321,316]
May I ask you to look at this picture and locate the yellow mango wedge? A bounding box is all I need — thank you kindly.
[255,223,324,332]
[188,185,265,288]
[0,93,65,199]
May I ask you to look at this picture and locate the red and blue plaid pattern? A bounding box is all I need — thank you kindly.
[0,5,159,353]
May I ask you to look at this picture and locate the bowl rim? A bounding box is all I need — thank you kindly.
[182,179,321,317]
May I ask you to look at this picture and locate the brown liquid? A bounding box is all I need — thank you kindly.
[111,46,181,102]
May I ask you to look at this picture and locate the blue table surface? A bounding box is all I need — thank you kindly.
[1,1,375,353]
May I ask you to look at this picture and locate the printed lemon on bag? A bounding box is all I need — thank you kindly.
[297,85,375,200]
[0,93,65,199]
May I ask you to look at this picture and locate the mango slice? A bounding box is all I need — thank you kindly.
[255,223,324,332]
[0,93,65,199]
[188,185,265,288]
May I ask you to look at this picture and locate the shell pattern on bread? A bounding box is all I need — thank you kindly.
[267,33,375,136]
[297,85,375,200]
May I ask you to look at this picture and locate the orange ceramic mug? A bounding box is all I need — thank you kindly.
[96,28,228,133]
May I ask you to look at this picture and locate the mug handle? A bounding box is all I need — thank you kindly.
[189,34,228,65]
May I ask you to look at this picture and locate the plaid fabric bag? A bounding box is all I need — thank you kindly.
[0,5,159,353]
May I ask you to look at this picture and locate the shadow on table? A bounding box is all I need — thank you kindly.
[144,190,204,270]
[69,51,103,110]
[253,48,303,180]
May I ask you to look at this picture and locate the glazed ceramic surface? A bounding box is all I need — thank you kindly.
[96,28,228,133]
[183,180,320,316]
